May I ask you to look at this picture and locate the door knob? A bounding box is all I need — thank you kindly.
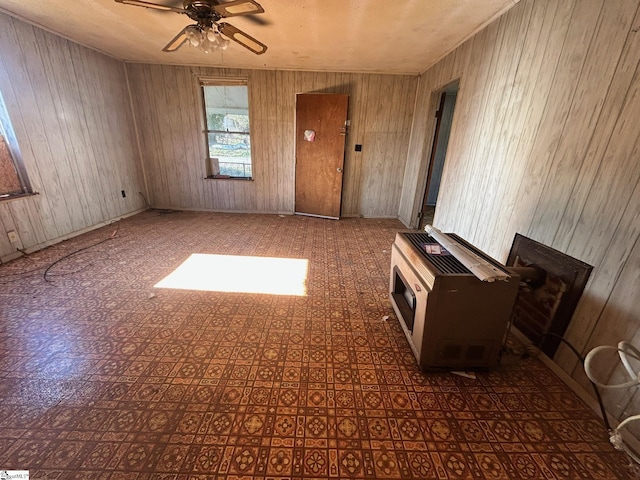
[337,168,342,173]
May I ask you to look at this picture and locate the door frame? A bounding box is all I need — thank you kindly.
[417,80,459,229]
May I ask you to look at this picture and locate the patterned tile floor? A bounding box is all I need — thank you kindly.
[0,210,635,479]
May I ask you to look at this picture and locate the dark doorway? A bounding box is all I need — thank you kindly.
[419,81,459,229]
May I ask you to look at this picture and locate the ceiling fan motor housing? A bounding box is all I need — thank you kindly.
[184,1,220,26]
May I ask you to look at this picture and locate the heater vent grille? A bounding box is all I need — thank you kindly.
[404,233,470,274]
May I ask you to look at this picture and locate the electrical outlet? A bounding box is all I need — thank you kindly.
[7,230,19,244]
[121,190,126,198]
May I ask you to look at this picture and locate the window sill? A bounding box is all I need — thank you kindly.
[0,191,38,203]
[205,176,253,181]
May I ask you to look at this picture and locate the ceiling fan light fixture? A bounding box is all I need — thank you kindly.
[185,25,202,47]
[206,28,218,42]
[200,34,217,53]
[184,26,230,54]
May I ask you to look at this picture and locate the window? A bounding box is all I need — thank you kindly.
[0,90,31,199]
[200,78,253,179]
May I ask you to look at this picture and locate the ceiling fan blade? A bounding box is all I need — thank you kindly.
[218,22,267,55]
[213,0,264,17]
[162,25,192,52]
[114,0,185,13]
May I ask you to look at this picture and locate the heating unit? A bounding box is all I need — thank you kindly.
[390,229,520,370]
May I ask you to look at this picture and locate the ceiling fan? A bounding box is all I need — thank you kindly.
[114,0,268,55]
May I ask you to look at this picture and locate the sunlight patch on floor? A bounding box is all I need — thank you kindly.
[155,253,308,296]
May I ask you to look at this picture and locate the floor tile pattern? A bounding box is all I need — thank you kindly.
[0,211,635,478]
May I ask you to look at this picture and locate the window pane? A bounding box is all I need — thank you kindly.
[202,83,252,178]
[0,88,30,197]
[204,86,248,128]
[206,113,250,133]
[0,135,23,196]
[208,132,252,178]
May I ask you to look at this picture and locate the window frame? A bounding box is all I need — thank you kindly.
[0,90,32,200]
[198,76,254,180]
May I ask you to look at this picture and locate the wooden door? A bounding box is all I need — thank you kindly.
[295,93,348,219]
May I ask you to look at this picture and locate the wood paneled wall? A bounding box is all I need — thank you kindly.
[0,12,146,262]
[126,64,417,217]
[400,0,640,422]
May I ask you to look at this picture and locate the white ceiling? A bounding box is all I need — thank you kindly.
[0,0,520,75]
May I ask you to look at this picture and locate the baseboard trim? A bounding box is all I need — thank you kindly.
[512,328,640,460]
[510,328,605,416]
[150,206,295,216]
[1,208,147,263]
